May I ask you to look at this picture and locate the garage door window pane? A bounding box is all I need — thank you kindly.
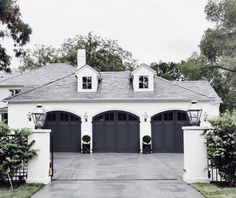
[129,115,138,121]
[94,115,104,121]
[105,113,114,121]
[177,112,187,121]
[46,113,56,121]
[164,112,173,121]
[71,115,80,121]
[60,113,69,121]
[118,112,127,121]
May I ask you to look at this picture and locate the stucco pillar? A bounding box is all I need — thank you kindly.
[27,129,51,184]
[139,116,151,153]
[182,126,210,183]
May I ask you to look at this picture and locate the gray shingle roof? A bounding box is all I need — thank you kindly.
[0,63,76,87]
[4,67,219,102]
[174,81,221,102]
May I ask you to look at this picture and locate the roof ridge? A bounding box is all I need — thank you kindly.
[156,76,211,99]
[0,63,75,84]
[3,70,76,101]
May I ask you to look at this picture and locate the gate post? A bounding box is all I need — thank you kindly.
[182,126,210,183]
[26,129,51,184]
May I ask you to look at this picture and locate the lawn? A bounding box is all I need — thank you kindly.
[0,183,44,198]
[192,183,236,198]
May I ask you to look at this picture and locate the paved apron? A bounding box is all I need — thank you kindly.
[33,153,204,198]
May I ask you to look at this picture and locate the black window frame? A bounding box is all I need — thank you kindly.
[9,89,21,96]
[82,76,92,89]
[139,76,149,89]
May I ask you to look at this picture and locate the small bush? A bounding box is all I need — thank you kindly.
[0,123,37,182]
[142,135,151,144]
[82,135,91,143]
[205,111,236,185]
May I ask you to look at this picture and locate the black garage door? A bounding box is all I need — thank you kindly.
[43,111,81,152]
[93,111,140,153]
[151,110,189,153]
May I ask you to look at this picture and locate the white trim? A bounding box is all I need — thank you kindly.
[45,108,83,118]
[150,107,188,118]
[91,108,141,118]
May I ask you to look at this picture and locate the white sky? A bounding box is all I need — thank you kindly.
[6,0,212,67]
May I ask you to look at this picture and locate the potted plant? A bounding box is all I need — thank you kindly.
[82,135,91,154]
[142,135,152,154]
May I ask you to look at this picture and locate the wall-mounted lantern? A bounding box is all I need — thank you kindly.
[187,100,202,126]
[84,112,88,122]
[144,112,148,122]
[203,111,208,122]
[28,104,47,129]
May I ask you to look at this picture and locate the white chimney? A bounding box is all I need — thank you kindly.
[77,49,86,68]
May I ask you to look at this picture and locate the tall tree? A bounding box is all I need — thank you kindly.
[0,0,31,72]
[150,61,182,81]
[200,0,236,74]
[19,33,136,72]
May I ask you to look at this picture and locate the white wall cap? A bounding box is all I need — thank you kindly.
[182,126,210,130]
[32,129,52,133]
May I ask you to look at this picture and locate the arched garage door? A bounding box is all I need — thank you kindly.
[43,111,81,152]
[93,111,140,153]
[151,110,189,153]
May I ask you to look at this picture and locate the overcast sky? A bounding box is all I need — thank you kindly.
[8,0,212,67]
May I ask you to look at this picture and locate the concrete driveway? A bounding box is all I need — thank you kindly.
[33,153,203,198]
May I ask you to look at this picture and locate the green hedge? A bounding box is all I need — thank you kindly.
[0,123,37,182]
[205,111,236,185]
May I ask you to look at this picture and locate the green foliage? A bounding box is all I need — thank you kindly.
[82,135,91,143]
[0,0,32,72]
[19,32,136,72]
[205,111,236,185]
[0,123,37,181]
[150,61,182,80]
[179,52,236,112]
[200,0,236,73]
[142,135,151,144]
[0,183,44,198]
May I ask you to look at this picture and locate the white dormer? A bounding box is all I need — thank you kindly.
[131,64,156,92]
[76,65,101,92]
[76,49,101,92]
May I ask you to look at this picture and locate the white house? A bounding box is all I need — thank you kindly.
[1,49,221,153]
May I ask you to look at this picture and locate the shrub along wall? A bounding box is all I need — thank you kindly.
[205,111,236,186]
[0,123,37,183]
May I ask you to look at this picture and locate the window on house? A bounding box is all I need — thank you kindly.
[139,76,149,89]
[82,77,92,89]
[9,89,21,96]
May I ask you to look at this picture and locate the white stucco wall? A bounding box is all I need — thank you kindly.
[7,100,220,151]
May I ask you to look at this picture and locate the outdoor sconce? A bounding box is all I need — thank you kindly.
[27,112,32,121]
[144,112,148,122]
[30,104,47,129]
[187,100,202,126]
[203,111,208,122]
[84,112,88,122]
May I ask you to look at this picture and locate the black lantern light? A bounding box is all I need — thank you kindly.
[144,112,148,122]
[31,104,47,129]
[187,100,202,126]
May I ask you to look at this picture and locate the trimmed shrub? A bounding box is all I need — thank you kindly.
[142,135,151,144]
[0,123,37,182]
[205,111,236,185]
[82,135,91,143]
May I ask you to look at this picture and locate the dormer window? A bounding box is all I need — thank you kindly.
[139,76,149,89]
[9,89,21,96]
[82,76,92,89]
